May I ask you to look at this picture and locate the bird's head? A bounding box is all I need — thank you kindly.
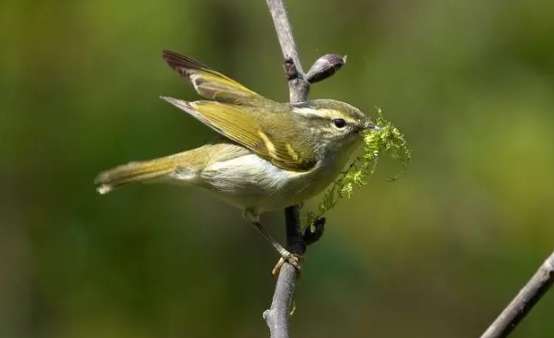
[292,99,375,154]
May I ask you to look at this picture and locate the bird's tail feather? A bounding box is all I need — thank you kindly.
[95,154,185,194]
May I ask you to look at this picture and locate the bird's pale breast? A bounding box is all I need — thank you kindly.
[201,154,351,218]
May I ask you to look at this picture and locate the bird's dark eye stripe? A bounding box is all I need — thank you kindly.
[332,118,347,128]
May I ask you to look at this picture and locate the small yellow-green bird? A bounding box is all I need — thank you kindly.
[96,50,374,267]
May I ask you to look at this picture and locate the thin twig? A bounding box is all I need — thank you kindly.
[263,1,308,337]
[263,1,344,337]
[265,0,310,103]
[480,251,554,338]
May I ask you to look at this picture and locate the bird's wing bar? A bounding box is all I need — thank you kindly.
[160,97,316,171]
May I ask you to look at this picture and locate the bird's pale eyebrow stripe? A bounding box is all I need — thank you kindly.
[257,130,277,157]
[293,108,356,123]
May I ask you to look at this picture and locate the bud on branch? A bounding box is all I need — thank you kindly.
[306,54,347,84]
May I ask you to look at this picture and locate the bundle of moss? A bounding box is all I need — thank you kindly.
[306,109,411,226]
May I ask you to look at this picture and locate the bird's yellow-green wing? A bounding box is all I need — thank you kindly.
[163,50,272,106]
[161,97,317,171]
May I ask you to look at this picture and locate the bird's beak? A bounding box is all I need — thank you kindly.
[364,120,377,130]
[354,120,377,134]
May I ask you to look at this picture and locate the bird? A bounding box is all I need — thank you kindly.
[95,50,374,269]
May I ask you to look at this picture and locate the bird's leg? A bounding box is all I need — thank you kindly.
[244,210,302,275]
[251,221,302,275]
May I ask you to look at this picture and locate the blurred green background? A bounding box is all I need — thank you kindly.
[2,0,553,337]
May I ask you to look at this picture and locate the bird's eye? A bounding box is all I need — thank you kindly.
[332,118,347,128]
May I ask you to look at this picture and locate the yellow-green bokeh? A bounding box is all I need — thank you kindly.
[1,0,553,337]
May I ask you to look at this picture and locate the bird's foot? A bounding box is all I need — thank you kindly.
[271,252,303,276]
[303,216,326,245]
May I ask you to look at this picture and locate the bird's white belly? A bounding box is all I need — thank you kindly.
[199,154,338,214]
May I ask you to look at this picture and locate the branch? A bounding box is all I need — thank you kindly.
[265,0,309,104]
[262,1,344,338]
[263,0,307,334]
[480,251,554,338]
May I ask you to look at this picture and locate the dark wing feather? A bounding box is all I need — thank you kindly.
[163,50,272,106]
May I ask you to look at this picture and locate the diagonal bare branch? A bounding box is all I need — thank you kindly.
[480,251,554,338]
